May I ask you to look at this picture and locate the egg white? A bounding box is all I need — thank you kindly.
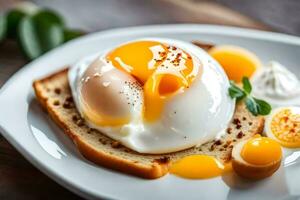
[68,38,235,154]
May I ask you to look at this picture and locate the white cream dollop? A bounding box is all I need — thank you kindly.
[252,61,300,106]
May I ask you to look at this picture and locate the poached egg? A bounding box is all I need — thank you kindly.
[68,38,235,154]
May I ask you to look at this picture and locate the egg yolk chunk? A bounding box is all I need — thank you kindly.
[106,41,200,122]
[208,45,261,83]
[241,137,282,166]
[170,155,231,179]
[269,108,300,148]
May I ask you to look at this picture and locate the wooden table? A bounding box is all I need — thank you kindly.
[0,0,299,199]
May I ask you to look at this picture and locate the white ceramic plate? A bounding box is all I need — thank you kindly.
[1,24,300,200]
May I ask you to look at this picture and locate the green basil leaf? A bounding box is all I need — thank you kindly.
[242,76,252,94]
[63,29,84,42]
[0,14,6,41]
[245,97,259,116]
[18,15,64,60]
[229,81,246,101]
[254,98,272,115]
[6,10,26,38]
[229,78,272,116]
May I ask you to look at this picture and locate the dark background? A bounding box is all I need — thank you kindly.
[0,0,299,199]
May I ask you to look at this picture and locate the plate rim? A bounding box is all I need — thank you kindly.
[0,24,300,200]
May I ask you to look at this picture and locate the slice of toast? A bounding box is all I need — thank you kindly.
[33,69,264,179]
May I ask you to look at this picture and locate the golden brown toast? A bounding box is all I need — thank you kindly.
[33,69,264,179]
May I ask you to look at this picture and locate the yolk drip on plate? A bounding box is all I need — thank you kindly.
[170,155,231,179]
[106,40,201,122]
[269,108,300,148]
[241,136,282,165]
[208,45,261,83]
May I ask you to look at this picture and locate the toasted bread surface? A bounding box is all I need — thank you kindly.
[33,68,264,179]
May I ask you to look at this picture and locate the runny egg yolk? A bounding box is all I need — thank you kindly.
[106,41,200,122]
[170,155,231,179]
[241,136,282,166]
[208,45,261,83]
[106,41,165,84]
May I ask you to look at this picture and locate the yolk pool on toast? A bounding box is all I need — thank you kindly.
[208,45,261,83]
[170,155,232,179]
[241,136,282,165]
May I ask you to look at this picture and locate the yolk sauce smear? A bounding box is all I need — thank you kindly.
[241,136,282,165]
[170,155,231,179]
[106,40,200,122]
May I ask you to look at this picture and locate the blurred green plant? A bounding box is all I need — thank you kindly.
[0,15,6,41]
[0,2,84,60]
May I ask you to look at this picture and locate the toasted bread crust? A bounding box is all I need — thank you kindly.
[33,68,264,179]
[75,138,169,179]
